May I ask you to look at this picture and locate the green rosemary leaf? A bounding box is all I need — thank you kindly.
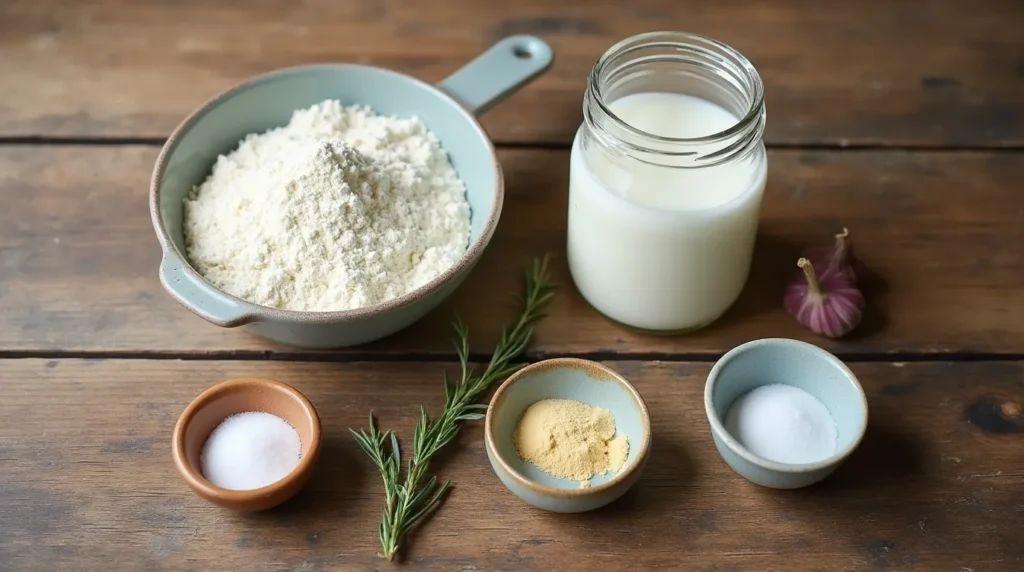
[388,432,401,478]
[403,479,452,531]
[442,370,454,408]
[454,412,485,421]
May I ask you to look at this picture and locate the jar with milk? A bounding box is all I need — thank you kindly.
[567,32,767,332]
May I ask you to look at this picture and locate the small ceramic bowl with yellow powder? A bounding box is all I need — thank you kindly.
[484,358,651,513]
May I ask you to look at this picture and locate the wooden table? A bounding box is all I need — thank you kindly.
[2,1,1022,570]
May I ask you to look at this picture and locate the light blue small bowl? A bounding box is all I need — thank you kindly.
[704,338,869,489]
[485,358,652,513]
[149,36,553,348]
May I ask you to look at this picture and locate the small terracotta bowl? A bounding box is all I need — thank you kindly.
[485,358,651,513]
[172,377,321,511]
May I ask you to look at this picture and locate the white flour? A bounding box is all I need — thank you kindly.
[183,100,471,312]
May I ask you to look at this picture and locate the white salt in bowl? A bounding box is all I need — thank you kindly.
[172,377,322,511]
[704,338,868,489]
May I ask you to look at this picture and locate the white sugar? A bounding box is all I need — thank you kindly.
[724,384,838,464]
[200,411,302,490]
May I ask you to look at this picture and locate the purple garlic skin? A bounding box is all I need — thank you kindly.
[785,258,865,338]
[801,227,870,285]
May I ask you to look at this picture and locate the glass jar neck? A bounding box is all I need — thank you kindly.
[583,32,766,168]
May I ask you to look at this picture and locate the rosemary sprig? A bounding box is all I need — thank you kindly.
[350,255,556,561]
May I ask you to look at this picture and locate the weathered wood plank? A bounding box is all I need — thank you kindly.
[2,145,1024,356]
[1,146,1021,356]
[0,359,1020,570]
[1,0,1021,145]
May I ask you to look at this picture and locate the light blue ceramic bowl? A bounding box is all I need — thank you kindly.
[485,358,652,513]
[149,36,553,348]
[704,338,869,489]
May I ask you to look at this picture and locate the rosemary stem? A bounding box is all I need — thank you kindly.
[350,255,555,561]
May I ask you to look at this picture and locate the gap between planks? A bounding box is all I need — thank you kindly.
[2,349,1023,363]
[2,135,1024,153]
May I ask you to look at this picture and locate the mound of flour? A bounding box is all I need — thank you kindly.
[182,100,471,312]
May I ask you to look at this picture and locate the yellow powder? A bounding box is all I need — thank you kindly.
[512,398,630,487]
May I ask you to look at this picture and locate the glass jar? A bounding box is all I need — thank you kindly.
[567,32,767,333]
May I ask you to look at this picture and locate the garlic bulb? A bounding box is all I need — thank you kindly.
[785,257,865,338]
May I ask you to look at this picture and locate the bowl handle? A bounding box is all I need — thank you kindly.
[159,255,256,328]
[438,35,554,117]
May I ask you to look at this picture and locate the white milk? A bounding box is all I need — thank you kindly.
[567,92,767,331]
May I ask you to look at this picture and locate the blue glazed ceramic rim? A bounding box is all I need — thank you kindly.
[485,357,653,498]
[149,63,502,323]
[704,338,869,473]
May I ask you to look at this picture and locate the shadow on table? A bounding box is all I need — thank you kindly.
[814,423,924,491]
[759,422,925,507]
[750,423,927,560]
[712,232,801,328]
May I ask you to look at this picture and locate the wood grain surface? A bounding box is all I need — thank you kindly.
[1,0,1022,146]
[0,359,1021,571]
[2,1,1023,569]
[1,146,1021,357]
